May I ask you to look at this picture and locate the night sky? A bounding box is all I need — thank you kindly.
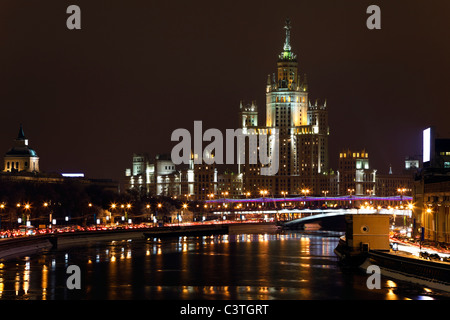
[0,1,449,182]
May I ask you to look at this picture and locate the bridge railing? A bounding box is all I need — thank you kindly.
[205,195,412,203]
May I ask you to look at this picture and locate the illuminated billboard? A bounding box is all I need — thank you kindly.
[423,127,431,163]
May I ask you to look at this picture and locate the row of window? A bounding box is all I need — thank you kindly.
[339,152,369,159]
[274,96,306,103]
[5,161,35,170]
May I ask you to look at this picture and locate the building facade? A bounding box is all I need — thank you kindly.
[413,129,450,244]
[180,154,218,201]
[413,172,450,244]
[126,153,218,201]
[125,153,181,196]
[337,149,376,196]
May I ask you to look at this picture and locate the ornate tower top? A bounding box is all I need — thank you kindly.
[283,18,292,52]
[279,18,297,61]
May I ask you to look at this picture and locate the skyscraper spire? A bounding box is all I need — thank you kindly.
[283,18,291,52]
[279,18,296,61]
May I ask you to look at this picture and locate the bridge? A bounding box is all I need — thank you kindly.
[208,205,412,232]
[281,208,412,231]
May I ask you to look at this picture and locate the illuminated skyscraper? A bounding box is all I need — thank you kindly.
[240,19,330,196]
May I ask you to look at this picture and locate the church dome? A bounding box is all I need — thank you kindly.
[5,146,38,157]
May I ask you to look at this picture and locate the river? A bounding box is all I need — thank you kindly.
[0,230,448,300]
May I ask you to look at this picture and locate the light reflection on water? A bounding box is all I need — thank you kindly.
[0,231,447,300]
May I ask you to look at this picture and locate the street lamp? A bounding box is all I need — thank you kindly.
[109,203,117,225]
[126,203,132,223]
[179,203,188,225]
[301,189,310,208]
[301,189,310,197]
[0,203,4,230]
[42,202,52,230]
[398,188,407,204]
[260,190,268,201]
[24,203,31,227]
[321,190,329,208]
[145,204,151,222]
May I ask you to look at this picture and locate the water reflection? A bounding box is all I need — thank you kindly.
[0,231,447,300]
